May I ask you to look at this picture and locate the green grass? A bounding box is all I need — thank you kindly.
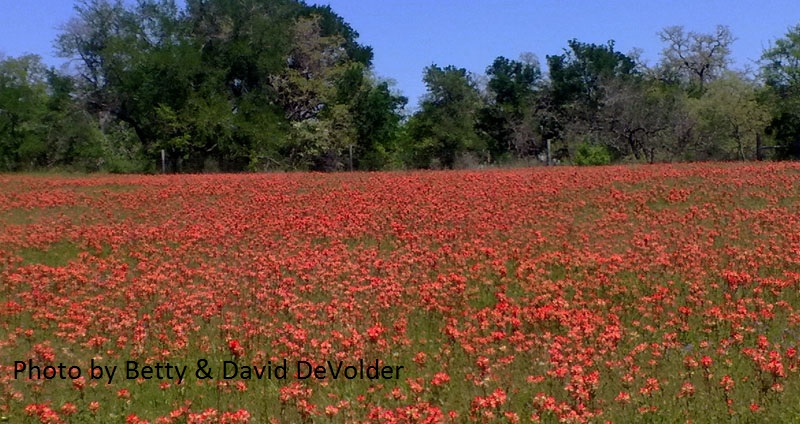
[17,240,82,267]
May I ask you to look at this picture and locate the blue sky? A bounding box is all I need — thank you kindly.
[2,1,799,109]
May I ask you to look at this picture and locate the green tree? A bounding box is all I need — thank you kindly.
[347,76,407,170]
[405,65,484,168]
[547,39,637,111]
[689,72,770,160]
[58,0,204,170]
[185,0,301,170]
[0,54,49,170]
[0,54,110,171]
[56,0,385,171]
[41,70,110,170]
[273,15,386,170]
[761,24,800,158]
[545,39,638,159]
[478,54,542,160]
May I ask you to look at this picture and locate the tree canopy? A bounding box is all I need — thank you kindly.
[761,25,800,157]
[1,3,799,171]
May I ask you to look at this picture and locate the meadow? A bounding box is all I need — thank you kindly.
[2,162,800,423]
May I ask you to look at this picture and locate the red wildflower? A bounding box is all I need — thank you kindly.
[719,375,735,392]
[431,372,451,387]
[228,339,245,359]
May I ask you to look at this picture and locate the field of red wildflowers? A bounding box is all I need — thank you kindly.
[2,163,800,423]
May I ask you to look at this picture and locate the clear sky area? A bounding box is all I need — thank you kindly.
[2,1,799,110]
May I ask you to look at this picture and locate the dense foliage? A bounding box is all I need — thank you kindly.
[1,2,800,171]
[2,0,406,172]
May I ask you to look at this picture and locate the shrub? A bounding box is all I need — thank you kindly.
[574,142,612,165]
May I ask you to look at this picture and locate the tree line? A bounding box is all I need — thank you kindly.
[1,0,799,172]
